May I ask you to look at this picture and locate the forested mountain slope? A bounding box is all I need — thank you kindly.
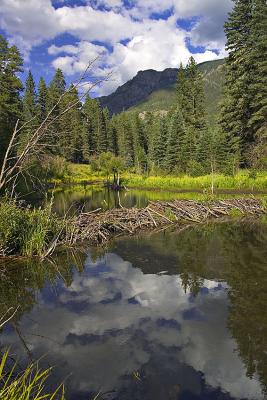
[98,59,225,121]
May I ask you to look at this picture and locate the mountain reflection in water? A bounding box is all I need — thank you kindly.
[1,220,267,400]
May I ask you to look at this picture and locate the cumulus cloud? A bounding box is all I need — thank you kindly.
[49,16,223,95]
[1,252,263,398]
[0,0,232,93]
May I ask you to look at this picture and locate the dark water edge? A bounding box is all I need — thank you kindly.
[1,219,267,400]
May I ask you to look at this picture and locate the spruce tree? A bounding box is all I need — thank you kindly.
[97,108,108,154]
[165,107,187,172]
[82,96,99,155]
[220,0,253,160]
[152,116,168,169]
[0,35,23,164]
[37,77,48,123]
[186,56,207,132]
[176,63,191,126]
[248,0,267,140]
[47,68,66,150]
[107,117,119,155]
[23,71,37,130]
[59,85,86,162]
[132,113,148,172]
[115,113,135,167]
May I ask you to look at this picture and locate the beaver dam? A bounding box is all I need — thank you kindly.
[73,198,266,246]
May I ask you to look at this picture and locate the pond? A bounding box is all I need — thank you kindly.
[51,184,267,215]
[1,219,267,400]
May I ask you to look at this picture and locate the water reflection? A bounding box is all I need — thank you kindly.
[51,185,267,215]
[1,221,267,400]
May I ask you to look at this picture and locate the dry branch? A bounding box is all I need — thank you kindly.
[71,198,266,246]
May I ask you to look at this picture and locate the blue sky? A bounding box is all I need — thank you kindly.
[0,0,233,96]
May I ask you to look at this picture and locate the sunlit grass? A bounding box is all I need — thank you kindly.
[49,164,267,191]
[124,171,267,191]
[49,164,105,185]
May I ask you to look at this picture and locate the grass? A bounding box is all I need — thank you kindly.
[49,164,105,185]
[50,164,267,192]
[0,351,65,400]
[0,198,68,258]
[124,171,267,191]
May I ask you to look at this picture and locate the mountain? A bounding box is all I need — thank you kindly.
[98,59,225,121]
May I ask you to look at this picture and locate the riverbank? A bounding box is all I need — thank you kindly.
[50,164,267,192]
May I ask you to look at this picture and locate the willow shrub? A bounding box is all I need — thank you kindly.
[0,351,65,400]
[0,198,65,258]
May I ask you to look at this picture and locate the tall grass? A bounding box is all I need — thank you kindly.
[0,198,67,258]
[50,164,267,191]
[0,351,65,400]
[124,171,267,191]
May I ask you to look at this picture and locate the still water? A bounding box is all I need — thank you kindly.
[1,220,267,399]
[51,185,267,215]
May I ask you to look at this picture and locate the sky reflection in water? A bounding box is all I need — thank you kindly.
[1,221,267,400]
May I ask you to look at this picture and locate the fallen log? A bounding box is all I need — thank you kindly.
[71,198,266,246]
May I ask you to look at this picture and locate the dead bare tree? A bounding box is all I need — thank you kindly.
[0,57,111,194]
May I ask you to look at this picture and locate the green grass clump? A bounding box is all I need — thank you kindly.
[0,198,65,258]
[0,351,65,400]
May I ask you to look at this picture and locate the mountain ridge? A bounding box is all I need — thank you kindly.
[98,59,225,117]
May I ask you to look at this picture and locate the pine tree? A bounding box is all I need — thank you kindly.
[46,69,66,150]
[176,63,191,126]
[132,113,148,172]
[0,35,23,164]
[107,117,119,155]
[115,113,135,167]
[186,56,207,132]
[59,85,86,162]
[152,116,168,169]
[248,0,267,140]
[37,77,48,123]
[165,107,187,172]
[220,0,253,158]
[82,96,99,156]
[97,108,108,154]
[23,71,37,131]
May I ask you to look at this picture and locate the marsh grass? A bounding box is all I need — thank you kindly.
[0,198,66,258]
[0,351,65,400]
[50,164,267,191]
[124,171,267,191]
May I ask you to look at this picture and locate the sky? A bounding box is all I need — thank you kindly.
[0,0,233,96]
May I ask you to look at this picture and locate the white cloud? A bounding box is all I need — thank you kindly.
[0,0,232,93]
[49,41,107,74]
[1,252,263,398]
[50,16,223,95]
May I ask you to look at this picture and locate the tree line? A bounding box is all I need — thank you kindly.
[0,0,266,177]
